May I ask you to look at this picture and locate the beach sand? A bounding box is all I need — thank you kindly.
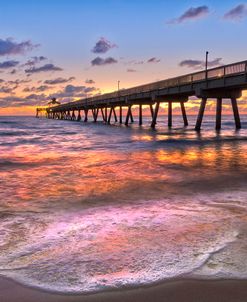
[1,277,247,302]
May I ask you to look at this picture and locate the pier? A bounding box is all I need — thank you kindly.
[36,60,247,130]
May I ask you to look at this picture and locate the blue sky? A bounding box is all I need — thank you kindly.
[0,1,247,113]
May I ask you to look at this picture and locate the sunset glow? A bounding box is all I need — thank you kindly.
[0,1,247,115]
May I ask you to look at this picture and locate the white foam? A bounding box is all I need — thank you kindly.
[0,191,247,293]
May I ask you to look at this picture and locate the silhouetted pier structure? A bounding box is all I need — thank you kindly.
[36,60,247,130]
[36,106,48,118]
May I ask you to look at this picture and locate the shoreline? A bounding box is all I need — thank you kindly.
[1,276,247,302]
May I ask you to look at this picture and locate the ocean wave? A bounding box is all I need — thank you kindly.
[0,192,246,294]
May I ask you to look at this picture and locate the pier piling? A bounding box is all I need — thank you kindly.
[168,102,172,128]
[195,98,207,131]
[108,107,113,124]
[231,98,241,129]
[84,109,88,122]
[113,107,118,122]
[139,104,143,125]
[119,106,123,124]
[125,105,132,126]
[151,102,160,128]
[180,102,188,126]
[216,98,222,130]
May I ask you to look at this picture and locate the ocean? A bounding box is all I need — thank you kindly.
[0,115,247,294]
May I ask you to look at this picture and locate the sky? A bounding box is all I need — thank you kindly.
[0,0,247,115]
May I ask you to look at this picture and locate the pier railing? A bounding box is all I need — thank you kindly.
[66,60,247,107]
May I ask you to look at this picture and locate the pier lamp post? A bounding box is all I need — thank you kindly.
[205,51,209,81]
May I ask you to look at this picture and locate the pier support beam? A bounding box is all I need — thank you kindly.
[139,104,142,125]
[72,111,76,121]
[108,107,113,124]
[180,102,188,126]
[150,105,154,119]
[101,108,106,122]
[119,106,122,124]
[195,97,207,131]
[168,102,172,128]
[77,110,81,121]
[125,105,132,126]
[96,108,99,121]
[216,98,222,130]
[92,108,99,122]
[84,109,88,122]
[105,108,108,123]
[113,107,118,122]
[231,98,241,129]
[130,108,134,123]
[92,109,95,122]
[151,102,160,128]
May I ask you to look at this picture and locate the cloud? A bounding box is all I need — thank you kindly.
[50,85,98,101]
[23,85,50,93]
[0,38,39,56]
[10,69,17,75]
[23,56,47,67]
[26,93,47,101]
[0,79,33,95]
[36,85,50,92]
[0,79,32,95]
[179,58,223,69]
[124,59,145,65]
[0,94,49,108]
[7,79,31,86]
[0,86,15,94]
[0,60,19,69]
[85,79,95,84]
[91,56,118,66]
[44,77,75,85]
[0,96,32,107]
[147,57,161,63]
[25,63,63,74]
[168,6,209,24]
[91,37,117,54]
[0,83,101,107]
[127,68,137,72]
[223,4,247,21]
[64,85,96,94]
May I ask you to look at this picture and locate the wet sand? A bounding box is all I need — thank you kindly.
[1,277,247,302]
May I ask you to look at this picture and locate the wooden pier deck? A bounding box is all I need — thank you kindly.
[37,60,247,130]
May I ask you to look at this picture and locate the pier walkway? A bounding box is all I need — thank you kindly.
[36,60,247,130]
